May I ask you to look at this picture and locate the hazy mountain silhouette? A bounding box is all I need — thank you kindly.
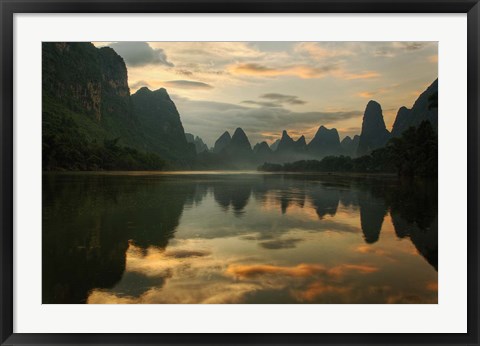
[186,133,208,153]
[213,131,231,153]
[295,135,308,153]
[223,128,253,161]
[341,135,360,157]
[308,126,343,158]
[270,139,281,151]
[253,141,273,162]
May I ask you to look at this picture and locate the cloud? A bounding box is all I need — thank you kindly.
[357,91,376,98]
[230,62,379,81]
[373,42,435,58]
[225,262,378,280]
[164,249,210,258]
[108,42,174,67]
[261,93,306,105]
[163,80,213,89]
[129,80,151,90]
[259,238,303,250]
[395,42,427,51]
[225,263,327,278]
[172,94,363,145]
[241,94,306,108]
[175,69,194,76]
[357,88,386,98]
[296,281,350,301]
[230,63,337,79]
[294,42,355,59]
[336,70,380,80]
[241,100,281,108]
[428,55,438,63]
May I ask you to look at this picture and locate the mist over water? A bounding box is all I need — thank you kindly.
[43,172,437,304]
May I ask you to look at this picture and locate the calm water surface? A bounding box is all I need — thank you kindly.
[43,172,437,304]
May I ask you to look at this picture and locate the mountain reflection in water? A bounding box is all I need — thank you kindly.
[42,172,437,304]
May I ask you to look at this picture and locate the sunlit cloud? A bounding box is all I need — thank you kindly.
[294,42,355,59]
[225,263,328,278]
[162,80,213,89]
[335,70,381,80]
[428,55,438,63]
[225,262,377,279]
[129,80,151,91]
[295,281,351,301]
[357,88,387,98]
[261,93,306,105]
[241,100,281,108]
[355,245,388,256]
[229,63,338,79]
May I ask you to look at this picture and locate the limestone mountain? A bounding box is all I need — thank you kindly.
[270,139,280,151]
[131,87,195,163]
[294,135,308,153]
[186,133,209,153]
[307,126,343,158]
[42,42,141,148]
[276,130,296,153]
[341,135,360,157]
[391,79,438,137]
[42,41,194,170]
[357,101,391,156]
[185,133,194,143]
[224,128,253,157]
[253,141,272,155]
[253,141,273,163]
[213,131,232,153]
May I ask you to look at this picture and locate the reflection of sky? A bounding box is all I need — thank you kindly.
[87,181,437,304]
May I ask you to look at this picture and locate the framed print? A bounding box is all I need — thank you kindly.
[1,0,479,345]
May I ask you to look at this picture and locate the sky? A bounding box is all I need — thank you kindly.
[93,41,438,148]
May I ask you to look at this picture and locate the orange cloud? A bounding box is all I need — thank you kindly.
[357,91,375,98]
[294,42,355,59]
[229,63,336,79]
[355,245,387,256]
[230,63,380,81]
[338,71,381,80]
[328,264,379,277]
[226,263,327,278]
[426,282,438,291]
[226,263,378,280]
[428,55,438,63]
[296,281,351,302]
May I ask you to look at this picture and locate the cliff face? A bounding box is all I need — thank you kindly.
[43,42,141,149]
[131,87,195,162]
[43,42,195,169]
[391,79,438,137]
[357,101,390,156]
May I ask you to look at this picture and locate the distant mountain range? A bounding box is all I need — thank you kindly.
[42,42,438,171]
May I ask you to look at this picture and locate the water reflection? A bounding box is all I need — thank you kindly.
[43,172,437,304]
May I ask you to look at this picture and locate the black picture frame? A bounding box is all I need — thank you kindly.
[1,0,479,345]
